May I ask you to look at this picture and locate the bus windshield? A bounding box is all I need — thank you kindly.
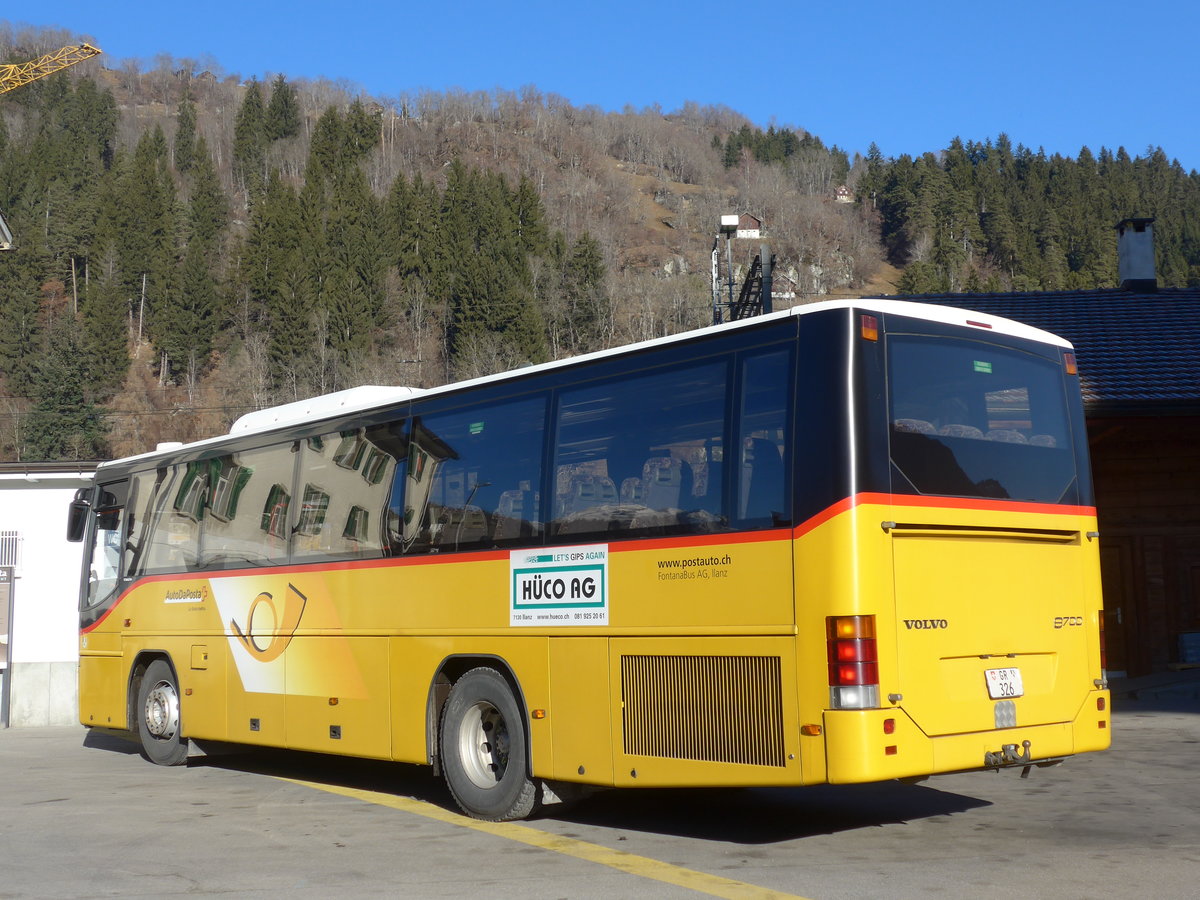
[887,334,1078,504]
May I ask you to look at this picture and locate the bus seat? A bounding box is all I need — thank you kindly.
[987,429,1028,444]
[619,477,644,505]
[561,474,617,516]
[444,505,489,549]
[642,457,682,510]
[894,418,936,434]
[494,489,537,541]
[742,437,784,523]
[938,423,984,439]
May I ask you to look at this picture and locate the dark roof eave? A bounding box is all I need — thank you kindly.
[1084,400,1200,418]
[0,460,104,476]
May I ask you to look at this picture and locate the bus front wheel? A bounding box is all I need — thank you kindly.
[136,659,188,766]
[439,667,538,821]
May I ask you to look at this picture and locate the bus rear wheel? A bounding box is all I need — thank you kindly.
[440,667,538,821]
[136,659,188,766]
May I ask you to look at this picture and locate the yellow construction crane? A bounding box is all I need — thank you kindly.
[0,42,102,95]
[0,42,102,249]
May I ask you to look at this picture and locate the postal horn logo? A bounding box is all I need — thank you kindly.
[230,583,308,662]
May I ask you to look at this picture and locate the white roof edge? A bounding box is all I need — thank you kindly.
[98,298,1070,471]
[830,297,1073,348]
[229,385,416,434]
[0,472,96,483]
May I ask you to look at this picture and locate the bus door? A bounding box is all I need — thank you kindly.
[75,479,133,728]
[78,480,130,627]
[885,331,1095,739]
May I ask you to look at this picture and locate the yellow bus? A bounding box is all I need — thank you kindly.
[69,299,1110,820]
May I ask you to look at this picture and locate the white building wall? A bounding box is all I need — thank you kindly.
[0,471,94,726]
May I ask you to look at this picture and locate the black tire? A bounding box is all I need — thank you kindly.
[136,659,188,766]
[439,667,538,821]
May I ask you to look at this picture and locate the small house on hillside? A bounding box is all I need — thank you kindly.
[735,214,762,240]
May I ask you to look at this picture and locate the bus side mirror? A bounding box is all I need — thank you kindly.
[67,498,90,543]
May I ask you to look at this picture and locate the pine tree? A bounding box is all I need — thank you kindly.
[264,74,301,141]
[238,169,315,393]
[440,164,546,374]
[188,137,227,245]
[168,237,220,378]
[323,165,385,370]
[174,93,197,172]
[232,80,267,196]
[345,99,378,161]
[104,131,180,354]
[559,232,609,353]
[512,175,549,257]
[22,316,108,460]
[81,248,131,400]
[0,251,43,393]
[307,106,345,183]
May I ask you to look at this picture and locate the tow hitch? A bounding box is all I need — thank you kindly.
[985,739,1032,774]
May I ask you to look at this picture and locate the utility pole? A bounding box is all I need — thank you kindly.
[712,214,774,323]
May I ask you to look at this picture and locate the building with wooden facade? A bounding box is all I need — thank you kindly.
[896,223,1200,676]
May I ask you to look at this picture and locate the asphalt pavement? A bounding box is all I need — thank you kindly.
[1,676,1198,899]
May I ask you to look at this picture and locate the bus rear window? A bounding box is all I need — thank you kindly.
[887,335,1077,503]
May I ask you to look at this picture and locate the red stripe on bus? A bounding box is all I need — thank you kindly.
[80,493,1095,633]
[850,492,1096,518]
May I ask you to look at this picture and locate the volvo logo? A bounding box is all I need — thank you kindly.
[904,619,949,630]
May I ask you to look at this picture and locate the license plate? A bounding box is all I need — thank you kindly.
[985,667,1024,699]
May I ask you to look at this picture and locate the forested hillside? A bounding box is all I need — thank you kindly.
[858,138,1200,293]
[1,24,1197,462]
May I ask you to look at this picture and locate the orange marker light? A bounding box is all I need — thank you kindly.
[1064,352,1078,375]
[860,314,879,341]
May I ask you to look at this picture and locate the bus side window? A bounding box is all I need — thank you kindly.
[138,462,202,574]
[293,421,406,562]
[403,396,545,554]
[551,359,729,541]
[168,444,292,572]
[736,349,793,528]
[122,470,157,578]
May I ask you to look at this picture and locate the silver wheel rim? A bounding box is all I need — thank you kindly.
[144,679,179,741]
[456,700,510,789]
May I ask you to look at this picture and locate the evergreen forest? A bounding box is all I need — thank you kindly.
[2,24,1198,462]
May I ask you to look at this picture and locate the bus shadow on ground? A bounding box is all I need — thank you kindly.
[550,782,991,844]
[79,731,990,844]
[81,728,140,755]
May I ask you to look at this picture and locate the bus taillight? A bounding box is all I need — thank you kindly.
[827,615,880,709]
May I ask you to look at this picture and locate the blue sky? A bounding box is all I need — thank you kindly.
[11,1,1200,170]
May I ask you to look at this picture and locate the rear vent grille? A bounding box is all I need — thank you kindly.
[621,654,785,767]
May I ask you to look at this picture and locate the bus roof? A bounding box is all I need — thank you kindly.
[98,298,1071,472]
